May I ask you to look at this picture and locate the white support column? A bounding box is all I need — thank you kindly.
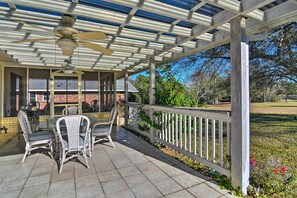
[78,74,82,114]
[124,70,129,128]
[50,70,54,118]
[114,72,117,109]
[230,16,250,195]
[149,57,156,144]
[98,72,101,112]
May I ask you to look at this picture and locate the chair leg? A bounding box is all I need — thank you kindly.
[49,142,53,159]
[108,136,115,148]
[92,136,95,151]
[59,151,65,174]
[82,152,89,169]
[88,136,92,157]
[22,149,29,163]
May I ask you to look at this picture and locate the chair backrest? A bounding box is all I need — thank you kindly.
[62,105,79,115]
[109,106,117,122]
[56,115,90,151]
[17,110,32,143]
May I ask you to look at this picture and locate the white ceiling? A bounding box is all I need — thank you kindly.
[0,0,296,72]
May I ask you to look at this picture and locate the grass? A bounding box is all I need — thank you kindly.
[206,101,297,114]
[250,113,297,176]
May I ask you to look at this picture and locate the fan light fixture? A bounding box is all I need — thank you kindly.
[56,38,78,51]
[63,69,74,74]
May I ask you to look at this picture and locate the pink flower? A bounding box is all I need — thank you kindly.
[281,166,287,172]
[250,160,256,166]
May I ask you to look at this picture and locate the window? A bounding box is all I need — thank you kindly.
[30,93,36,102]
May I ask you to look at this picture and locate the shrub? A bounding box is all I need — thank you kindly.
[249,156,297,196]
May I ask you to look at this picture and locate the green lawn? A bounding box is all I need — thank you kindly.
[250,113,297,175]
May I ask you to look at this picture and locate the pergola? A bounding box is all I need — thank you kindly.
[0,0,296,194]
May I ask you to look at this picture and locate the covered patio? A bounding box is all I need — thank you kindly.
[0,0,296,196]
[0,127,233,198]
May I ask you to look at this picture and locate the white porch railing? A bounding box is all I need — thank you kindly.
[127,102,231,177]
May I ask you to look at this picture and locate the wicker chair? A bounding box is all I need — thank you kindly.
[92,107,117,149]
[62,105,79,115]
[18,110,54,163]
[55,115,91,174]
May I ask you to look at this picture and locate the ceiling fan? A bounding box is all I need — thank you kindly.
[11,14,113,56]
[61,58,81,74]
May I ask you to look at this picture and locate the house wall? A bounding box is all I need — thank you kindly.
[0,111,111,136]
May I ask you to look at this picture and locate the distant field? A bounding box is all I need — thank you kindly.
[206,101,297,114]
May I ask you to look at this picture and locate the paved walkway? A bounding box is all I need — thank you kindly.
[0,127,235,198]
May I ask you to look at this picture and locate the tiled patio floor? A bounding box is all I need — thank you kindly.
[0,127,235,198]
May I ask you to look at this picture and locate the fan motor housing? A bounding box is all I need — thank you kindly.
[54,26,79,37]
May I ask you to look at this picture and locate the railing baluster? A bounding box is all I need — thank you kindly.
[165,112,168,141]
[199,117,203,157]
[184,115,187,150]
[212,119,216,163]
[219,120,223,166]
[171,113,175,144]
[227,120,231,158]
[162,112,165,140]
[179,114,182,148]
[205,118,209,160]
[168,113,171,143]
[194,117,197,155]
[188,116,192,152]
[176,113,178,147]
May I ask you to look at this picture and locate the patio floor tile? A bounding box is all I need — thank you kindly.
[165,189,195,198]
[106,189,136,198]
[136,161,159,172]
[19,183,49,198]
[24,174,51,188]
[188,183,223,198]
[142,169,170,183]
[123,173,151,188]
[1,189,22,198]
[131,182,162,198]
[172,173,204,188]
[101,178,129,195]
[75,173,99,188]
[48,178,75,195]
[118,165,141,177]
[76,184,104,198]
[0,178,27,193]
[98,169,121,182]
[155,178,183,195]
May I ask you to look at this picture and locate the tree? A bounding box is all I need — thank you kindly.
[174,21,297,103]
[131,65,198,107]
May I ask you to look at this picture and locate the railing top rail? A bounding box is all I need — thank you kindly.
[127,103,231,122]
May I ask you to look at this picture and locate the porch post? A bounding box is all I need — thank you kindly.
[124,70,129,128]
[230,16,250,195]
[149,57,156,144]
[114,72,117,109]
[50,70,54,118]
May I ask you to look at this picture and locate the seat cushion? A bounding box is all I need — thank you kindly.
[62,135,88,150]
[92,127,109,136]
[29,131,54,141]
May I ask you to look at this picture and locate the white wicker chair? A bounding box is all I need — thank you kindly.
[92,107,117,149]
[62,105,79,115]
[17,110,54,163]
[55,115,91,174]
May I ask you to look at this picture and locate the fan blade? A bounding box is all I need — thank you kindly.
[62,49,74,56]
[74,31,108,40]
[75,70,84,75]
[11,38,56,43]
[79,41,113,55]
[19,21,54,34]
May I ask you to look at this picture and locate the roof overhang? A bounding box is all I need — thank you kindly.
[0,0,296,74]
